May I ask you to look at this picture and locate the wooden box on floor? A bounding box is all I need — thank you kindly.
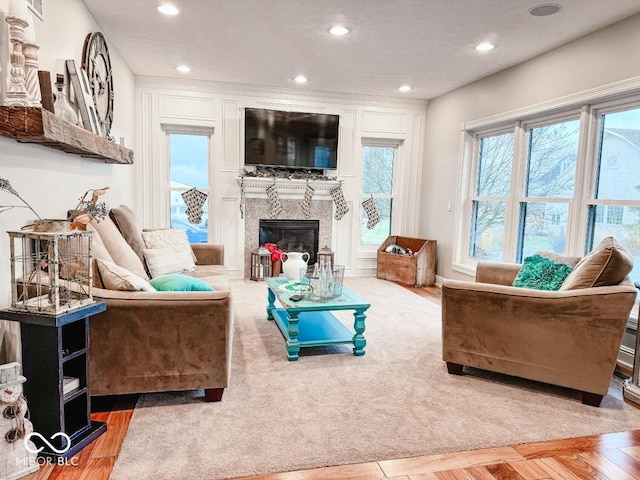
[377,236,436,287]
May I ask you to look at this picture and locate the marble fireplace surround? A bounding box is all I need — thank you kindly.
[239,178,340,278]
[241,178,339,278]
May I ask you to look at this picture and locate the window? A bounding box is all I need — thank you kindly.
[457,99,640,289]
[361,145,396,245]
[168,133,210,243]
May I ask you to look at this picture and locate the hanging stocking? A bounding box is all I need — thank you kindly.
[330,184,349,221]
[239,178,246,219]
[266,183,283,219]
[301,183,314,219]
[362,196,381,229]
[181,187,208,224]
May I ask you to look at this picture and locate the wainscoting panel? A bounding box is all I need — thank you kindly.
[222,100,239,172]
[362,110,407,134]
[221,196,240,273]
[159,94,215,121]
[338,109,357,178]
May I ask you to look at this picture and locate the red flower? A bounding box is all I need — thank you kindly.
[263,243,283,262]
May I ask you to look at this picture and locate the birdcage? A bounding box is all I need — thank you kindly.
[7,229,94,315]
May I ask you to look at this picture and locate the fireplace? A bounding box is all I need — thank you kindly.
[259,219,320,264]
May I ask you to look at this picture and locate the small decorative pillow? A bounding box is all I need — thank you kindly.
[96,259,156,292]
[143,246,196,278]
[142,228,197,263]
[150,273,214,292]
[513,254,574,291]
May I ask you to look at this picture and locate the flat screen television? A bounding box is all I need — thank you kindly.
[244,108,339,170]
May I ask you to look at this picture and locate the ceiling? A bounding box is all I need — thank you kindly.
[80,0,640,101]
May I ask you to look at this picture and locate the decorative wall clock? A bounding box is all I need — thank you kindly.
[82,32,113,138]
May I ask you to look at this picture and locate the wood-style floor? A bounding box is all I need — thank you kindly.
[24,285,640,480]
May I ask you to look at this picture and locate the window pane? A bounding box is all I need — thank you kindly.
[469,200,506,261]
[477,133,514,197]
[169,194,208,243]
[526,119,579,198]
[361,198,391,245]
[596,108,640,201]
[588,205,640,285]
[363,146,394,194]
[169,134,209,189]
[520,202,569,259]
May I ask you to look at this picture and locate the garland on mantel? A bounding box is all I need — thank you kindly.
[240,166,337,181]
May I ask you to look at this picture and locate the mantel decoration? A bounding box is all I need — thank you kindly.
[4,0,32,107]
[82,32,114,139]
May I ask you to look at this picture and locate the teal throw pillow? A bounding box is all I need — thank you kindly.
[513,254,573,291]
[150,273,214,292]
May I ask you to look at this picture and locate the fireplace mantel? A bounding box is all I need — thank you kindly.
[238,177,340,199]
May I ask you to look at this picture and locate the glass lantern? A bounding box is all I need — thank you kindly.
[7,229,94,315]
[317,245,335,268]
[250,247,272,281]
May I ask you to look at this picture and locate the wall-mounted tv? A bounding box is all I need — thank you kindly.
[244,108,339,170]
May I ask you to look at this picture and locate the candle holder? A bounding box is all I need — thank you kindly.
[5,1,32,107]
[250,247,272,281]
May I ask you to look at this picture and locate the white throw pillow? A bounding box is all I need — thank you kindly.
[96,259,155,292]
[142,228,197,263]
[143,246,196,278]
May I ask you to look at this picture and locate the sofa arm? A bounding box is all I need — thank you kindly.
[191,243,224,265]
[475,261,521,285]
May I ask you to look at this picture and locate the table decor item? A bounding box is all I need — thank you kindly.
[280,251,309,282]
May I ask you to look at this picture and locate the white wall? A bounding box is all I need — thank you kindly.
[420,13,640,281]
[0,0,136,361]
[135,77,428,278]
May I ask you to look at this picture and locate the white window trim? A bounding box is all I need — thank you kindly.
[453,76,640,276]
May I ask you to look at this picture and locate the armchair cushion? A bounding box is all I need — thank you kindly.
[560,236,633,290]
[513,254,573,291]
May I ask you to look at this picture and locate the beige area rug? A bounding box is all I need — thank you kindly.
[111,277,640,479]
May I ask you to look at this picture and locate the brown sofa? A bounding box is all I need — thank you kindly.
[442,238,637,406]
[86,206,233,402]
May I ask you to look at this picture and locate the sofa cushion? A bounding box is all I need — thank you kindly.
[150,273,214,291]
[560,236,633,290]
[143,246,196,278]
[142,228,197,263]
[57,224,113,288]
[513,254,573,291]
[536,251,581,268]
[96,259,155,292]
[109,205,147,266]
[90,217,150,280]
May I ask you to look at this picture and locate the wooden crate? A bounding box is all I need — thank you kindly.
[376,236,436,287]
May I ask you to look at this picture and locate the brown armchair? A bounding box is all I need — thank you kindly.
[442,238,637,407]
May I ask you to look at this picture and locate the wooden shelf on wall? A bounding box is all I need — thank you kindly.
[0,106,133,165]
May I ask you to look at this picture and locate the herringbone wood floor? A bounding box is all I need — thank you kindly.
[23,285,640,480]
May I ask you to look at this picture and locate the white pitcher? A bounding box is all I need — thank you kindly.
[280,251,310,281]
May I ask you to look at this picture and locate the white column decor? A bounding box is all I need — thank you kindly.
[22,15,41,107]
[5,0,32,107]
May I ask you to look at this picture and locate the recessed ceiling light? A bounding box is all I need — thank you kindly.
[158,4,179,15]
[176,65,191,73]
[529,3,561,17]
[398,85,412,93]
[294,75,308,84]
[330,25,349,36]
[475,42,495,52]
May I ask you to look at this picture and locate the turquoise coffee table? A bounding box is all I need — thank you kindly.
[265,277,370,361]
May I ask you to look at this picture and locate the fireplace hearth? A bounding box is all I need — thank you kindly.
[259,219,319,264]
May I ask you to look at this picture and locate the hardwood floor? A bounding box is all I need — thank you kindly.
[23,285,640,480]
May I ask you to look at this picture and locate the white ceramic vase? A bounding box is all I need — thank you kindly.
[280,251,310,281]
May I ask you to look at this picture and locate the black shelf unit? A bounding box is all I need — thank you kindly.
[0,302,107,459]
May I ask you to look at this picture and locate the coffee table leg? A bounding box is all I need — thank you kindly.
[286,312,300,361]
[352,308,367,356]
[267,288,275,320]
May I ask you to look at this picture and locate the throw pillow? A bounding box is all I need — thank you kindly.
[560,236,634,290]
[150,273,214,292]
[513,254,574,291]
[96,259,155,292]
[143,246,196,278]
[141,228,197,263]
[109,205,147,266]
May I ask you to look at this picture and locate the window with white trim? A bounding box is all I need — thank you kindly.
[167,132,210,243]
[457,99,640,288]
[361,144,397,245]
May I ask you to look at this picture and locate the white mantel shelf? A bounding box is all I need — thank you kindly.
[238,177,340,200]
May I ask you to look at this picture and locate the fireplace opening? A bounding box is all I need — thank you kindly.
[259,219,320,264]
